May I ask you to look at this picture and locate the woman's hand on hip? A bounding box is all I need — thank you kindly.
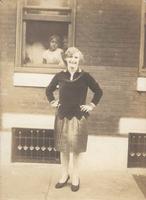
[80,103,95,112]
[50,100,60,108]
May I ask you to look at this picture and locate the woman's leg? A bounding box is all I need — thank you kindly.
[72,152,81,185]
[58,151,70,183]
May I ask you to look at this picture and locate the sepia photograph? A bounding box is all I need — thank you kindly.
[0,0,146,200]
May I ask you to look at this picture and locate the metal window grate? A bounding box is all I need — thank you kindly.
[11,127,60,164]
[128,133,146,168]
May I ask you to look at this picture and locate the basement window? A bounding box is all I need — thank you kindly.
[15,0,76,73]
[12,127,60,164]
[128,133,146,168]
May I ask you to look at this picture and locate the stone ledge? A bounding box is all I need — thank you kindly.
[137,77,146,92]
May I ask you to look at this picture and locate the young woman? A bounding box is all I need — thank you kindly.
[46,47,103,192]
[42,34,64,66]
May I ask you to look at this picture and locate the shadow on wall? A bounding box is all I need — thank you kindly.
[133,175,146,198]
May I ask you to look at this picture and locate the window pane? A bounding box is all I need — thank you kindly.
[143,25,146,68]
[26,0,69,7]
[23,21,68,66]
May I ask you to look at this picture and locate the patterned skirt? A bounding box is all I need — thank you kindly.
[54,113,88,153]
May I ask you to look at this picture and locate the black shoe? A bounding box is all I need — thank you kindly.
[55,175,70,189]
[71,180,80,192]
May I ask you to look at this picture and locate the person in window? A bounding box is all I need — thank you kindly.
[42,34,64,66]
[46,47,103,192]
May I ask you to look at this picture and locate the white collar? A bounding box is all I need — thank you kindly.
[63,68,82,73]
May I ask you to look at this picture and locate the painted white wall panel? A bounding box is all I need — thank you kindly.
[13,73,54,87]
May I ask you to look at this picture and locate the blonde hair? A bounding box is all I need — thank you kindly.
[64,47,84,63]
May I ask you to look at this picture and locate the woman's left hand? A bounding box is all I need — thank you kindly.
[80,103,95,112]
[50,100,60,108]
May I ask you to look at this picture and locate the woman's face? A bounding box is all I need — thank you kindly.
[49,38,58,51]
[66,52,80,73]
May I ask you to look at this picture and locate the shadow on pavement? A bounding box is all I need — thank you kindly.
[133,175,146,198]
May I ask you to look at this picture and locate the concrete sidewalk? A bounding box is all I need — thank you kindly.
[0,164,146,200]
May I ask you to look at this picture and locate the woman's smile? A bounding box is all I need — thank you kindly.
[66,52,80,72]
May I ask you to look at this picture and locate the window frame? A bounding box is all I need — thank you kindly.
[15,0,76,74]
[139,0,146,76]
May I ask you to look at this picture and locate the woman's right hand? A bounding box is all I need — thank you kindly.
[50,100,60,108]
[80,103,95,112]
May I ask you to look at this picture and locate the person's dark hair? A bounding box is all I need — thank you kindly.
[49,34,61,47]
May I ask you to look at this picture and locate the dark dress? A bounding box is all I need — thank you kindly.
[46,70,103,153]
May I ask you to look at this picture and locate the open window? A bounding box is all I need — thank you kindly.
[15,0,76,73]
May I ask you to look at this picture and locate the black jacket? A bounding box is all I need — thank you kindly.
[46,70,103,119]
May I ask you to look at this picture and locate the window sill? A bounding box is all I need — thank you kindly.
[137,77,146,92]
[13,72,55,87]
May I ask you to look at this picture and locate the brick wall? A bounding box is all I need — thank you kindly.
[85,66,146,135]
[76,0,141,66]
[0,0,17,62]
[0,0,146,135]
